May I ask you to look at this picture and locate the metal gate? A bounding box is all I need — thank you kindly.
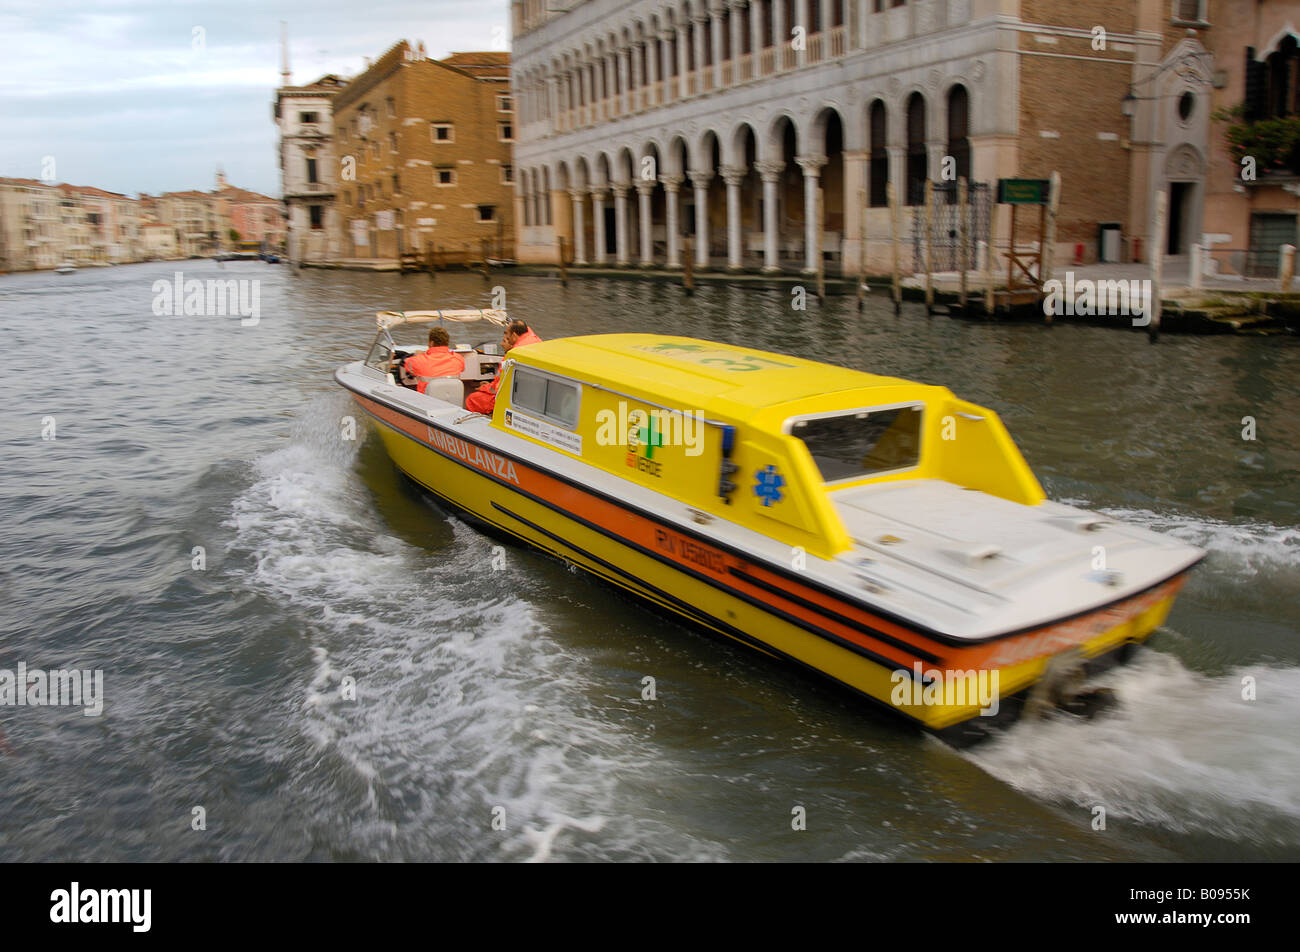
[912,182,992,273]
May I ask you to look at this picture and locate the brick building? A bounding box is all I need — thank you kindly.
[1201,1,1300,277]
[510,0,1215,273]
[332,41,515,263]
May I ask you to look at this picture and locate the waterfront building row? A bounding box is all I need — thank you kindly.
[0,173,286,272]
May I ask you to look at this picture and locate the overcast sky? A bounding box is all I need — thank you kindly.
[0,0,510,198]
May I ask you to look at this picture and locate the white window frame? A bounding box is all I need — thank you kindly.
[1171,0,1208,26]
[500,164,514,185]
[435,168,456,187]
[477,204,498,223]
[510,368,580,430]
[431,123,454,143]
[497,95,513,112]
[498,121,514,142]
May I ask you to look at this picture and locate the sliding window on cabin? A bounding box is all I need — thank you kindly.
[511,369,580,429]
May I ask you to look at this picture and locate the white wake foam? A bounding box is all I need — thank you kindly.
[223,393,725,861]
[966,651,1300,843]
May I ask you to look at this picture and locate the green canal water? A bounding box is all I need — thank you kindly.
[0,259,1296,861]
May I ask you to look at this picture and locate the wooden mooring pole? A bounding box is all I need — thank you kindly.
[815,186,826,304]
[557,236,569,287]
[887,181,901,316]
[923,180,934,315]
[857,189,868,311]
[1150,190,1166,343]
[958,178,969,310]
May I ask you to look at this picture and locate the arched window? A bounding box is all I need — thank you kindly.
[947,85,971,184]
[906,92,927,206]
[869,100,889,208]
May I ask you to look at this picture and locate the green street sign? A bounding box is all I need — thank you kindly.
[997,178,1051,205]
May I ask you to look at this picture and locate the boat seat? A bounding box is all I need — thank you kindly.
[420,378,464,404]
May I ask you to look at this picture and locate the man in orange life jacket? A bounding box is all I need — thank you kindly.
[402,326,465,394]
[465,319,542,414]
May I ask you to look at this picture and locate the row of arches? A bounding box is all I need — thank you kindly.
[514,0,856,133]
[517,85,972,272]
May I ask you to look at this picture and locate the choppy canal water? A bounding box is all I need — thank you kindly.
[1,259,1297,862]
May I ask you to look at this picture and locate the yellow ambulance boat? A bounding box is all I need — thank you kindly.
[337,311,1205,741]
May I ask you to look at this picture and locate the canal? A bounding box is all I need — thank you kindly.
[0,259,1296,861]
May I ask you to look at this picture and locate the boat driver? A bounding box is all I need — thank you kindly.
[465,320,542,414]
[401,327,465,394]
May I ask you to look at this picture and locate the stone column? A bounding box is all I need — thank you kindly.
[750,0,764,76]
[927,142,945,188]
[647,35,660,104]
[590,187,608,264]
[795,0,809,65]
[773,0,786,68]
[721,165,746,270]
[612,183,630,266]
[755,159,784,272]
[636,180,655,266]
[888,147,906,204]
[619,48,630,113]
[797,154,827,273]
[819,0,832,37]
[661,31,674,102]
[570,189,587,264]
[711,5,726,88]
[689,168,713,268]
[842,148,867,275]
[661,174,683,268]
[693,17,708,88]
[730,1,745,81]
[677,25,690,97]
[631,42,643,110]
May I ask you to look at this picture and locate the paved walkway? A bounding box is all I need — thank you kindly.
[1064,259,1288,294]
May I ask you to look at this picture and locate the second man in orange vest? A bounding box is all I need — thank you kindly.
[465,320,542,414]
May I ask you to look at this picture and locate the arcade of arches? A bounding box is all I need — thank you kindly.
[516,88,973,274]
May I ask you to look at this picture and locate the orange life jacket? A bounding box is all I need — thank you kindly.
[405,346,465,394]
[477,330,544,399]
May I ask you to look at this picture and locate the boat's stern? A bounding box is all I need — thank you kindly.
[826,478,1205,740]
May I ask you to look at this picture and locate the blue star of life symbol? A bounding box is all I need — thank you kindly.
[754,465,785,507]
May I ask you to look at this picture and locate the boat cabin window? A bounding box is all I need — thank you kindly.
[511,368,579,428]
[791,404,923,483]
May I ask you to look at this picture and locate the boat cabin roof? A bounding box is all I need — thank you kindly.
[513,334,938,418]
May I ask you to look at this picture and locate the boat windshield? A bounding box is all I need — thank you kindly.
[791,404,923,483]
[365,333,394,372]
